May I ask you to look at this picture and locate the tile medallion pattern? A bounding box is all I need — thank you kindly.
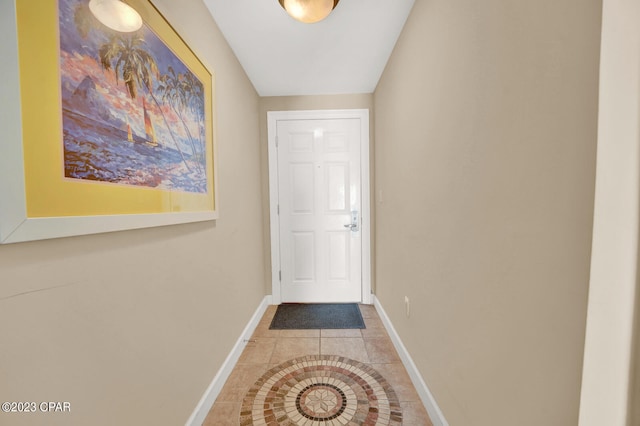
[240,354,402,425]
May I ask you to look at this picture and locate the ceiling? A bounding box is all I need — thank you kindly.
[202,0,415,97]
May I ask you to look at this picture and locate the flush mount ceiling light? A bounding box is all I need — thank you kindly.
[88,0,143,33]
[278,0,340,24]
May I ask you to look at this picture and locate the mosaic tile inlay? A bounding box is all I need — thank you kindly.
[240,354,402,425]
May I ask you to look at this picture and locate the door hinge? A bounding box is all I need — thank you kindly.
[277,204,280,215]
[279,270,282,281]
[275,136,279,147]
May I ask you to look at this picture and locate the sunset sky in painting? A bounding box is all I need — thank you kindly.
[58,0,204,153]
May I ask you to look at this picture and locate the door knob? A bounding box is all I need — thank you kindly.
[344,210,359,232]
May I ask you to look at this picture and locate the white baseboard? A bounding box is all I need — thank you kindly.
[372,295,449,426]
[185,295,272,426]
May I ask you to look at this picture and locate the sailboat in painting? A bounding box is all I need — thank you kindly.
[143,98,159,147]
[126,122,133,143]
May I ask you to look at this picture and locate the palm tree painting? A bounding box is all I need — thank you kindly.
[59,0,208,194]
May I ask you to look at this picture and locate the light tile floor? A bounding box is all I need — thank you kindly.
[203,304,434,425]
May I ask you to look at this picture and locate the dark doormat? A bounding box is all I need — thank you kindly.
[269,303,366,329]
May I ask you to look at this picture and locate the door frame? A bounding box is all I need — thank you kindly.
[267,109,371,305]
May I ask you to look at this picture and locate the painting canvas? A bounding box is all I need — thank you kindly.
[59,0,208,194]
[0,0,216,244]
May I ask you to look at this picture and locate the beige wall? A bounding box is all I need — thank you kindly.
[374,1,601,425]
[258,95,374,295]
[0,1,264,425]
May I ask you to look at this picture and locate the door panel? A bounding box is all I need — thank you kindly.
[327,231,349,280]
[291,163,314,213]
[293,232,315,281]
[277,118,362,303]
[327,163,349,212]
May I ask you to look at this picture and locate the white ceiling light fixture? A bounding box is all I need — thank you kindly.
[88,0,143,33]
[278,0,340,24]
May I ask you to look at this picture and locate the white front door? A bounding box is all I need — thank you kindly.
[269,110,370,303]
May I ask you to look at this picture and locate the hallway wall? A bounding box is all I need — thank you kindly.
[373,1,602,425]
[0,1,264,425]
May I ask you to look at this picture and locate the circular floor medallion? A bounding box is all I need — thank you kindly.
[240,354,402,425]
[297,382,346,420]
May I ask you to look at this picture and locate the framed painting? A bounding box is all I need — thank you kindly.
[0,0,217,244]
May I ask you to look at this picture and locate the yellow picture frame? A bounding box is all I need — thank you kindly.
[0,0,217,244]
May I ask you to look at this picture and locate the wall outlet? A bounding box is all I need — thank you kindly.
[404,296,410,317]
